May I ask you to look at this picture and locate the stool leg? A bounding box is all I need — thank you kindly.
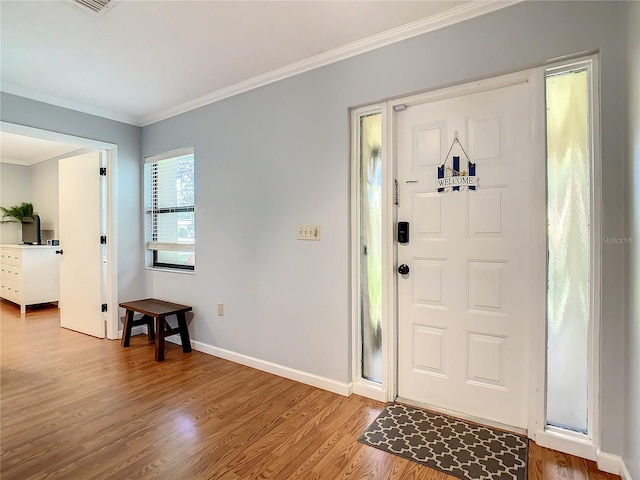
[121,309,134,347]
[155,315,164,362]
[177,312,192,353]
[142,315,155,342]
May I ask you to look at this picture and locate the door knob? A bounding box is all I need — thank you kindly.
[55,249,64,255]
[398,264,409,275]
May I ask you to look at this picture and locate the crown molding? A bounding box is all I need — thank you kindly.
[2,0,522,127]
[140,0,522,126]
[0,157,30,166]
[0,145,85,166]
[1,83,141,126]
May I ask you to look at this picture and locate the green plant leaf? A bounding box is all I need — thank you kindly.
[0,202,34,224]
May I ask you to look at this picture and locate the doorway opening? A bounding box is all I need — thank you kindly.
[0,121,119,339]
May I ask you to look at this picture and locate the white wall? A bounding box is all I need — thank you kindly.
[142,1,627,456]
[30,158,59,239]
[624,1,640,478]
[1,157,66,243]
[0,162,32,244]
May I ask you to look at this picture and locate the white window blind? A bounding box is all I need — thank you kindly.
[144,148,195,269]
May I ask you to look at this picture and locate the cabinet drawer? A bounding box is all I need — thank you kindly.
[1,282,22,304]
[1,265,22,283]
[0,251,21,266]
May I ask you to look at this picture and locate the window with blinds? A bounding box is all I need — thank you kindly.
[144,147,195,270]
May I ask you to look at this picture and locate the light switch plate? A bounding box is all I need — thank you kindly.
[297,225,320,240]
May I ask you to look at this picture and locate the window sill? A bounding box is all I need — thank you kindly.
[145,266,195,275]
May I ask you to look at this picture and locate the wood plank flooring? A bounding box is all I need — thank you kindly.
[0,301,621,480]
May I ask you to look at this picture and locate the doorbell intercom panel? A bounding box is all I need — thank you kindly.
[397,222,409,244]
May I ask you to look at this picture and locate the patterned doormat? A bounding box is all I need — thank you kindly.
[359,404,527,480]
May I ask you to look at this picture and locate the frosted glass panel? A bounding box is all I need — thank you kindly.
[546,68,590,433]
[360,113,382,383]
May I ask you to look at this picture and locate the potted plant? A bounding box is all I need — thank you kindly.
[0,202,34,224]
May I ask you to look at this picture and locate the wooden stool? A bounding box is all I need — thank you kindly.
[119,298,192,362]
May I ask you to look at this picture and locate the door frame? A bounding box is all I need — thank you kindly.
[351,59,603,458]
[351,69,545,432]
[1,121,120,340]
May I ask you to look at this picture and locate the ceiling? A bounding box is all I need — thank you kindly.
[0,131,82,166]
[0,0,516,128]
[0,0,517,162]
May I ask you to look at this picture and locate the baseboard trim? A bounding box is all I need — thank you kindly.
[621,460,633,480]
[597,451,623,475]
[534,430,631,477]
[117,325,146,339]
[534,430,597,461]
[352,381,388,402]
[165,336,352,397]
[597,450,634,479]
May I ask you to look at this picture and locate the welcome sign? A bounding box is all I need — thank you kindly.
[437,155,478,192]
[436,136,479,193]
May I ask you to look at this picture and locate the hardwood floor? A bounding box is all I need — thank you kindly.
[0,301,620,480]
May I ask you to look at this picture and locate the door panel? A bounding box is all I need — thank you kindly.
[59,152,105,338]
[397,82,532,429]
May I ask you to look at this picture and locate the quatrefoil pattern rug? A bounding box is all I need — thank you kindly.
[359,404,527,480]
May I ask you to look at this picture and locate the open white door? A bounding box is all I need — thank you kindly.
[59,152,105,338]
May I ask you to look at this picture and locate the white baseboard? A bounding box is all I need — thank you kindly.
[534,429,597,461]
[117,325,146,339]
[621,460,633,480]
[534,431,631,477]
[603,451,634,480]
[352,381,388,402]
[597,450,626,476]
[165,336,353,397]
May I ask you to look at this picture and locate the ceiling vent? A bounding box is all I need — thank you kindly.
[71,0,120,16]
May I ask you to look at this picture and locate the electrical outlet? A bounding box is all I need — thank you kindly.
[297,225,321,240]
[217,303,224,316]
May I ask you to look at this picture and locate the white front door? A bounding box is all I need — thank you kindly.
[58,152,105,338]
[396,81,532,429]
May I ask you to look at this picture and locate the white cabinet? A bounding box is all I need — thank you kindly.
[0,245,60,314]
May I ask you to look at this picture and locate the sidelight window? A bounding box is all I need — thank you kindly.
[545,61,596,435]
[356,111,383,384]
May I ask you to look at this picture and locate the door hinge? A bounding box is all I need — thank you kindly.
[100,235,107,245]
[101,303,108,312]
[100,167,107,176]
